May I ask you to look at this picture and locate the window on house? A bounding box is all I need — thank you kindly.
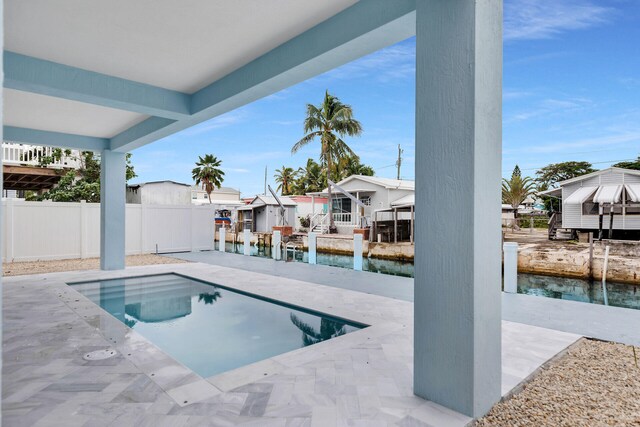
[582,202,599,215]
[332,197,349,213]
[626,205,640,215]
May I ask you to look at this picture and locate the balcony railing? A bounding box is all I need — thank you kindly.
[332,212,353,224]
[2,143,82,169]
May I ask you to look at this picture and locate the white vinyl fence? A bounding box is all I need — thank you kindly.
[2,200,215,262]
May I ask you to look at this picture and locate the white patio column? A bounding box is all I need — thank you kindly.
[414,0,502,418]
[100,149,126,270]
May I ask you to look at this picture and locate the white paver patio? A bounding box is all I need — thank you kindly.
[3,262,580,426]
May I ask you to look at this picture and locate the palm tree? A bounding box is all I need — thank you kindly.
[292,91,363,231]
[289,313,346,347]
[198,290,222,305]
[502,165,536,229]
[337,155,375,180]
[294,159,325,194]
[192,155,225,204]
[274,166,296,195]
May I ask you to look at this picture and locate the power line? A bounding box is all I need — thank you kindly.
[374,163,397,170]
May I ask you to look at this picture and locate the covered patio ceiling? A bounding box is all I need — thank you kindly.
[3,0,415,152]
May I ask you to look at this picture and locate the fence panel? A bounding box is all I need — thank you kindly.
[2,200,215,262]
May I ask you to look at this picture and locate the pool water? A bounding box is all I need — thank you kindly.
[70,274,364,378]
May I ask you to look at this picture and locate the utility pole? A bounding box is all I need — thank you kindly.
[396,144,403,180]
[264,166,267,195]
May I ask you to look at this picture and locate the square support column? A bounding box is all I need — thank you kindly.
[414,0,502,418]
[100,149,126,270]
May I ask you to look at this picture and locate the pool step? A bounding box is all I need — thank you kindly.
[71,276,216,301]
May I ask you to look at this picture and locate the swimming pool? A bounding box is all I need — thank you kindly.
[70,274,364,378]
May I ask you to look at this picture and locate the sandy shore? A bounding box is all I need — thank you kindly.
[2,254,188,276]
[476,339,640,426]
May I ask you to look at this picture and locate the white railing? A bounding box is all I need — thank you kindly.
[2,142,83,169]
[332,212,353,224]
[310,212,330,233]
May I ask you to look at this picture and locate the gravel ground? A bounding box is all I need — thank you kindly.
[476,339,640,426]
[2,254,188,276]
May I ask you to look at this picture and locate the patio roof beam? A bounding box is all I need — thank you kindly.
[3,126,109,151]
[4,51,191,120]
[110,0,417,152]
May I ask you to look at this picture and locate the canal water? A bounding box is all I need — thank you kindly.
[220,242,639,310]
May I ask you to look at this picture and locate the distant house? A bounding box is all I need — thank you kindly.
[309,175,415,236]
[191,185,242,207]
[289,195,328,228]
[237,195,297,232]
[541,167,640,239]
[2,142,83,198]
[126,181,192,205]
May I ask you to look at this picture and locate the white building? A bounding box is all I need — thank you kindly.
[289,195,328,229]
[191,185,242,206]
[126,181,192,205]
[2,142,82,198]
[541,167,640,239]
[237,195,297,232]
[309,175,415,235]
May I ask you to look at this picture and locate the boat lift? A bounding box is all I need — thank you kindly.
[268,185,288,226]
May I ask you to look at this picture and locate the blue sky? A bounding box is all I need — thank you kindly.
[131,0,640,196]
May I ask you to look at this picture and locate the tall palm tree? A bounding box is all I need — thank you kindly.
[192,155,225,204]
[292,91,363,231]
[502,165,536,228]
[274,166,296,195]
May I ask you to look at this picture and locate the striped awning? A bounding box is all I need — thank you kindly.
[564,186,598,204]
[593,185,623,204]
[625,184,640,202]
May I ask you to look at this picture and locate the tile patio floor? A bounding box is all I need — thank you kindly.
[3,262,580,426]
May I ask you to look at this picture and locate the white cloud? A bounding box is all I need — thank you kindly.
[503,90,533,100]
[504,0,612,41]
[179,110,248,136]
[319,42,415,83]
[619,77,640,88]
[505,97,593,122]
[517,131,640,154]
[223,167,250,173]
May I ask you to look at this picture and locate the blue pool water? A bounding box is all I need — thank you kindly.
[70,274,364,378]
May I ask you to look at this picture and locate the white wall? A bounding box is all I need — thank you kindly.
[127,182,192,205]
[2,200,215,262]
